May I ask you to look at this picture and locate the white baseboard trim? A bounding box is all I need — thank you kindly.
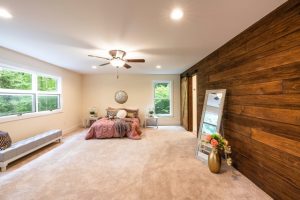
[156,124,181,126]
[62,124,81,135]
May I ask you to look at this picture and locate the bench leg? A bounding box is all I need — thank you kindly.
[1,165,7,172]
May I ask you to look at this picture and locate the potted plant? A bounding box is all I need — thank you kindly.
[148,110,154,117]
[89,107,98,118]
[89,111,96,116]
[205,133,232,173]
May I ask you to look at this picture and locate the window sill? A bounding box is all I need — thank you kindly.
[0,110,63,124]
[156,114,174,118]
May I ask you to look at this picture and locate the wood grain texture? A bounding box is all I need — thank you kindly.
[228,94,300,109]
[227,81,283,95]
[209,46,300,82]
[283,77,300,94]
[181,1,300,199]
[227,105,300,126]
[251,128,300,158]
[226,128,300,188]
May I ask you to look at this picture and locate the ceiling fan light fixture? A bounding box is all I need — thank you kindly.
[110,58,125,67]
[88,50,144,70]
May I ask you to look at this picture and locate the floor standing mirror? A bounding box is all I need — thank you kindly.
[196,89,226,161]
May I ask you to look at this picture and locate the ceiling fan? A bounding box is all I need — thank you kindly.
[88,50,145,69]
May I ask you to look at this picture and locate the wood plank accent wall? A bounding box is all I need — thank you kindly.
[181,1,300,199]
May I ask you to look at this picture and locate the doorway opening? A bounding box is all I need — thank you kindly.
[180,74,197,134]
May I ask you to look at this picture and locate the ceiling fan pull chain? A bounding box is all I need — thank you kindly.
[117,67,119,79]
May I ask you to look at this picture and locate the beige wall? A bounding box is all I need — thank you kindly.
[0,47,82,142]
[0,48,181,142]
[82,74,181,126]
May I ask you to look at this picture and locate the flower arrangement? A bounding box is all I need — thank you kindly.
[205,133,232,166]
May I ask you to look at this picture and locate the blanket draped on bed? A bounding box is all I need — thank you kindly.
[114,119,132,137]
[85,117,141,140]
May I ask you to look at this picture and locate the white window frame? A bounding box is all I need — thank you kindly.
[36,73,62,112]
[152,80,173,117]
[0,64,62,123]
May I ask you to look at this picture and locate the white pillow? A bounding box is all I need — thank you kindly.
[116,110,127,119]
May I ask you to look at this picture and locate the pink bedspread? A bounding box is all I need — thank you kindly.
[85,118,142,140]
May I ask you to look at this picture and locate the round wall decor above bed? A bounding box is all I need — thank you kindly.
[115,90,128,104]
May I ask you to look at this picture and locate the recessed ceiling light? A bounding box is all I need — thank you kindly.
[170,8,183,21]
[0,8,13,19]
[156,65,161,69]
[91,65,98,69]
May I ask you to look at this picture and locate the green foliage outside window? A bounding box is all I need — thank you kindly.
[0,95,33,117]
[0,68,60,117]
[154,82,171,115]
[38,76,57,91]
[38,95,59,111]
[0,69,32,90]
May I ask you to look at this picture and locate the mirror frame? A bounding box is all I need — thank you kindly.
[196,89,227,161]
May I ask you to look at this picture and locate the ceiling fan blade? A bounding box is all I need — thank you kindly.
[123,63,132,69]
[88,55,110,60]
[99,63,110,66]
[126,59,145,63]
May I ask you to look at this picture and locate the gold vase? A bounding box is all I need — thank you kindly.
[208,147,221,173]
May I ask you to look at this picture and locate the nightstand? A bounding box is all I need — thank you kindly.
[88,116,99,127]
[145,117,158,128]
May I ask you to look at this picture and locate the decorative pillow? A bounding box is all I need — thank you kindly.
[108,115,114,119]
[106,109,118,118]
[116,110,127,119]
[126,112,135,118]
[125,109,139,118]
[107,107,139,119]
[0,131,12,151]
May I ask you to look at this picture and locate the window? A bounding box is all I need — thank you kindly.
[37,74,61,112]
[0,65,61,119]
[0,94,34,117]
[38,95,59,112]
[153,81,172,116]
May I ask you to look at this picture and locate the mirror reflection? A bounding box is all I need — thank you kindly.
[201,93,223,135]
[196,89,226,160]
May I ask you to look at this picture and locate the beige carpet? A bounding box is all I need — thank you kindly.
[0,126,271,200]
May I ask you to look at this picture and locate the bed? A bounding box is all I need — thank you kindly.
[85,107,142,140]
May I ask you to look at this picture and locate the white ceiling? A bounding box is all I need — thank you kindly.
[0,0,286,74]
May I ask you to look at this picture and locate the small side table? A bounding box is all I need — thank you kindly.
[88,116,99,128]
[145,117,158,128]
